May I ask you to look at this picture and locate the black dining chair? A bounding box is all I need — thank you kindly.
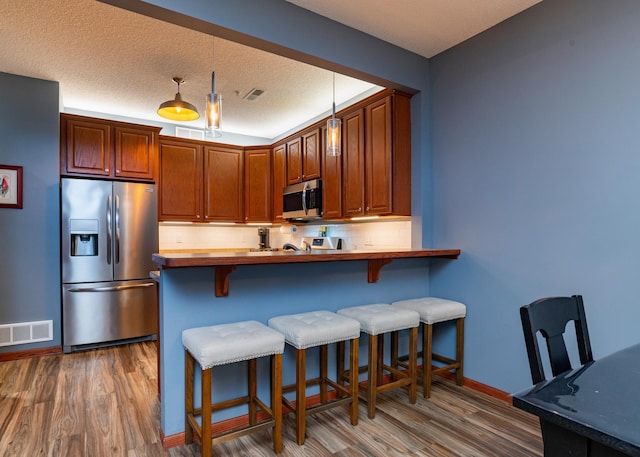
[520,295,593,384]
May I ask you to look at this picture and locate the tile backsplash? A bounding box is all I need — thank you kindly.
[159,220,412,251]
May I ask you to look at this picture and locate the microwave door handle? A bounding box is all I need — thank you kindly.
[302,184,308,215]
[115,194,120,265]
[106,194,112,265]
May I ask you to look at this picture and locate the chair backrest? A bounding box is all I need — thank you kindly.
[520,295,593,384]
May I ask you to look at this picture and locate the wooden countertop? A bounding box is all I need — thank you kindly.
[152,248,460,297]
[152,248,460,268]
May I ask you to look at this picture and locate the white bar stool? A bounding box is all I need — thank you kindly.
[337,303,420,419]
[182,320,285,457]
[268,310,360,445]
[392,297,466,398]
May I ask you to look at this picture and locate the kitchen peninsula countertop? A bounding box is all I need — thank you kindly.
[152,248,460,297]
[152,248,460,268]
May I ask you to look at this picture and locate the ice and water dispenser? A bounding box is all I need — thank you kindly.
[69,219,99,256]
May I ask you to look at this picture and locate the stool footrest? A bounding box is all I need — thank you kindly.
[210,419,276,446]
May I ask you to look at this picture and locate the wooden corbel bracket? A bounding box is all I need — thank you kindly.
[368,258,393,283]
[215,265,236,297]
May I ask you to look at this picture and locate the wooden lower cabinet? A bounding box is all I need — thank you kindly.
[244,148,271,222]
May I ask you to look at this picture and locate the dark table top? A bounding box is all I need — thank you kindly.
[513,343,640,456]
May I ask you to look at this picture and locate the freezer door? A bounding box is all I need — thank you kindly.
[113,181,158,281]
[61,178,113,283]
[62,279,158,350]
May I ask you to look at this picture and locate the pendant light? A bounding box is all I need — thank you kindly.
[205,37,222,138]
[326,73,342,156]
[157,77,200,121]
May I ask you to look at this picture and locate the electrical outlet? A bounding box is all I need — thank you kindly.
[175,233,183,243]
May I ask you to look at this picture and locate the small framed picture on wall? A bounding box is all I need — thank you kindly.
[0,165,23,209]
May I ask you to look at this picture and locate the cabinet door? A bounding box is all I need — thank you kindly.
[342,109,365,217]
[302,129,321,181]
[64,118,112,176]
[286,137,302,185]
[321,125,342,219]
[272,144,287,222]
[204,146,244,222]
[158,139,203,222]
[365,96,393,215]
[114,127,157,181]
[245,149,272,222]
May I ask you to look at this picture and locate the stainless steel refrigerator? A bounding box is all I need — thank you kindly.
[61,178,158,353]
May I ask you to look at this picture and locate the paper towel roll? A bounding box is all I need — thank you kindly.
[279,224,298,235]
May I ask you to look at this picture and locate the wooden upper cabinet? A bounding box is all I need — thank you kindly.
[286,128,321,185]
[321,125,342,219]
[245,148,272,222]
[302,129,321,181]
[342,108,366,218]
[272,144,287,222]
[158,138,203,222]
[341,90,412,218]
[365,96,393,215]
[60,113,160,182]
[204,146,244,222]
[286,137,302,185]
[114,127,156,181]
[63,117,111,177]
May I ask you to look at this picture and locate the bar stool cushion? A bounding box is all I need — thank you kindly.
[337,303,420,335]
[182,320,284,370]
[268,310,360,349]
[392,297,466,324]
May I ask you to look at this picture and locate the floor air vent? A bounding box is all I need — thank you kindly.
[0,320,53,347]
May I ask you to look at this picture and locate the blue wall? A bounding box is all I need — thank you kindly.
[430,0,640,392]
[0,72,61,351]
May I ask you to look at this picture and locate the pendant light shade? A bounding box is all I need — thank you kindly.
[157,77,200,121]
[205,72,222,138]
[326,73,342,156]
[205,37,222,138]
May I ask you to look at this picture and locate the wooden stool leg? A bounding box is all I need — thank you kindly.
[320,344,328,403]
[337,340,346,397]
[184,350,194,445]
[201,367,212,457]
[349,337,359,425]
[408,326,418,404]
[390,330,399,381]
[248,358,257,425]
[377,334,385,386]
[367,334,378,419]
[424,323,434,398]
[456,318,465,386]
[272,353,283,453]
[295,348,307,445]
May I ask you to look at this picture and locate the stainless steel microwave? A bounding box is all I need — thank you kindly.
[283,178,322,220]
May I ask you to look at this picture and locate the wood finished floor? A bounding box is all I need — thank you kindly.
[0,342,543,456]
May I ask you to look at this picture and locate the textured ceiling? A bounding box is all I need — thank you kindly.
[2,0,540,142]
[286,0,542,58]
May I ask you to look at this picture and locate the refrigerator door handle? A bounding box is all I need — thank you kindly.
[67,282,156,293]
[115,194,120,265]
[106,194,112,265]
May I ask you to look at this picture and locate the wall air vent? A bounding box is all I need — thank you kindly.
[0,320,53,347]
[243,88,265,101]
[175,127,205,140]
